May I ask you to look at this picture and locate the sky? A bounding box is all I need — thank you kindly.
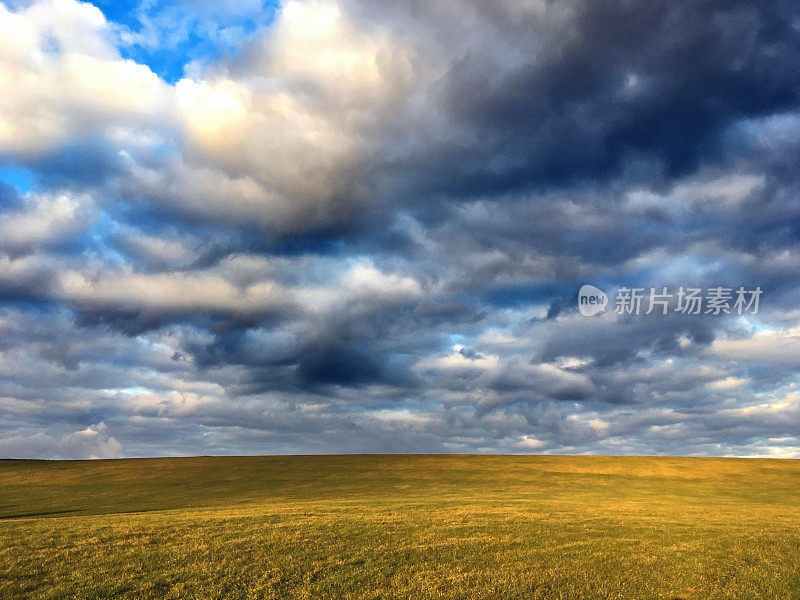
[1,0,800,459]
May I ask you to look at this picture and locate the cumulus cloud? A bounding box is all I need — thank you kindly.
[0,0,172,156]
[0,422,122,459]
[0,191,94,254]
[710,328,800,367]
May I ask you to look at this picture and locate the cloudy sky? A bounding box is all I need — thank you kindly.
[1,0,800,459]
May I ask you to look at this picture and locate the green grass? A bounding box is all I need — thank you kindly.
[1,455,799,599]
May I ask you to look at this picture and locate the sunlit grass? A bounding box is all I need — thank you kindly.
[1,455,798,599]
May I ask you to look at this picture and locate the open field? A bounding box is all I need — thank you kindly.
[0,455,799,599]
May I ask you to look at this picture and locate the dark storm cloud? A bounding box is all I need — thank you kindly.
[427,0,800,192]
[304,0,799,219]
[538,311,717,368]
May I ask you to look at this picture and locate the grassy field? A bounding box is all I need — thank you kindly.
[0,455,798,599]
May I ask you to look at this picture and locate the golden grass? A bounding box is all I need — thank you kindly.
[0,455,798,599]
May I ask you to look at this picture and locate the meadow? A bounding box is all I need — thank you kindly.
[0,454,798,599]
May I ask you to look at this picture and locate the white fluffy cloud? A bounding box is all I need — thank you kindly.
[0,192,94,253]
[1,0,412,231]
[0,0,172,155]
[710,328,800,366]
[0,422,122,459]
[0,251,422,318]
[160,0,416,231]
